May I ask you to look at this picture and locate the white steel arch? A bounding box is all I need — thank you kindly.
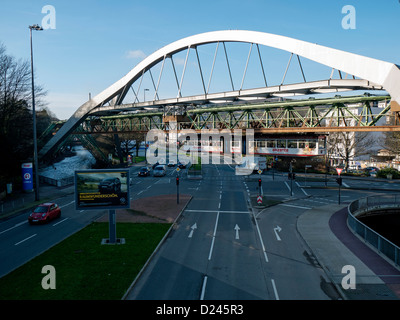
[39,30,400,158]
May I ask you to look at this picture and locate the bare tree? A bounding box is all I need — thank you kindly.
[381,115,400,156]
[327,131,375,170]
[118,132,146,158]
[0,43,48,184]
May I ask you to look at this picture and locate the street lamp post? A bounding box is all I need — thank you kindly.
[144,88,149,102]
[29,24,43,201]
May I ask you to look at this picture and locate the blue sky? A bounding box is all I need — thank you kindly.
[1,0,399,120]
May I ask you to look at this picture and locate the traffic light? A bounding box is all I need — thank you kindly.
[292,173,296,180]
[288,173,296,180]
[258,178,262,187]
[288,173,292,180]
[176,177,179,185]
[336,177,342,186]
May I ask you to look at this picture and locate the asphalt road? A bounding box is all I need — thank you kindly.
[0,164,182,278]
[126,165,400,300]
[2,162,399,299]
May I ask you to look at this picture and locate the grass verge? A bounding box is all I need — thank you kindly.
[0,222,171,300]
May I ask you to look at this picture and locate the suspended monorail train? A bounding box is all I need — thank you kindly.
[180,134,327,157]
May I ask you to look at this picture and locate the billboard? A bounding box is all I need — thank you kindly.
[75,169,130,210]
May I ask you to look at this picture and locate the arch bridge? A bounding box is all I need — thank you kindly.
[38,30,400,161]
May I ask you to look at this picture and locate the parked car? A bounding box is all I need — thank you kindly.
[363,167,379,176]
[98,177,121,193]
[28,203,61,224]
[138,167,151,177]
[153,165,166,177]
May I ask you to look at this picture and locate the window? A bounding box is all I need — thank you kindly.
[298,141,306,148]
[267,140,276,148]
[309,141,316,149]
[277,140,286,148]
[318,139,326,149]
[287,140,297,148]
[257,141,266,148]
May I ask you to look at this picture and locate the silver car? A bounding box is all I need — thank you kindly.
[153,165,166,177]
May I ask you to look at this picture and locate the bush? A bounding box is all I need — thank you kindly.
[376,167,400,179]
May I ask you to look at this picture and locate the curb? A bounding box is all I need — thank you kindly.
[121,195,193,300]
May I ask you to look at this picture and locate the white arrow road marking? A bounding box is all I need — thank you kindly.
[274,226,282,241]
[188,223,197,238]
[234,224,240,240]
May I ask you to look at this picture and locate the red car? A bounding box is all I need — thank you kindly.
[28,202,61,224]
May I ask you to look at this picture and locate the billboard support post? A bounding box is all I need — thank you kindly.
[108,209,117,244]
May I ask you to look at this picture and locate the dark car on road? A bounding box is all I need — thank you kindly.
[28,203,61,224]
[98,177,121,193]
[138,167,151,177]
[177,162,187,169]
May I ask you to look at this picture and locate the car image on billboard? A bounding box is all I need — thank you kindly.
[75,169,130,210]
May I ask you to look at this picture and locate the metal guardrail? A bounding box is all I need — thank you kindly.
[348,195,400,266]
[39,175,74,187]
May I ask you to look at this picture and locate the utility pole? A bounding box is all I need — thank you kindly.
[29,24,43,201]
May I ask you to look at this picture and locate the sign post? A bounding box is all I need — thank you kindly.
[176,167,180,204]
[305,165,312,187]
[289,162,293,197]
[336,168,343,204]
[108,209,116,244]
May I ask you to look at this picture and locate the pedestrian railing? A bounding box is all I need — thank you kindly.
[348,195,400,267]
[39,175,74,187]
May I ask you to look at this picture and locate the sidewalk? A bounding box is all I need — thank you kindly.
[297,204,400,300]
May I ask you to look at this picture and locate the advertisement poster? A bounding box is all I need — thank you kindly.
[75,169,130,210]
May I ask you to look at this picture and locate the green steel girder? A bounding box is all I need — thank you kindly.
[44,95,392,138]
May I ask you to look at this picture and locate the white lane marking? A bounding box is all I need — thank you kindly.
[0,221,27,235]
[15,234,37,246]
[200,276,208,300]
[278,204,312,210]
[295,182,309,196]
[208,212,220,261]
[252,210,269,263]
[271,279,280,300]
[52,217,69,227]
[185,210,248,214]
[60,201,75,209]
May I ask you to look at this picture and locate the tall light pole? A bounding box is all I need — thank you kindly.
[29,24,43,201]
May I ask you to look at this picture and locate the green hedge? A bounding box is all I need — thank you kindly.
[376,168,400,179]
